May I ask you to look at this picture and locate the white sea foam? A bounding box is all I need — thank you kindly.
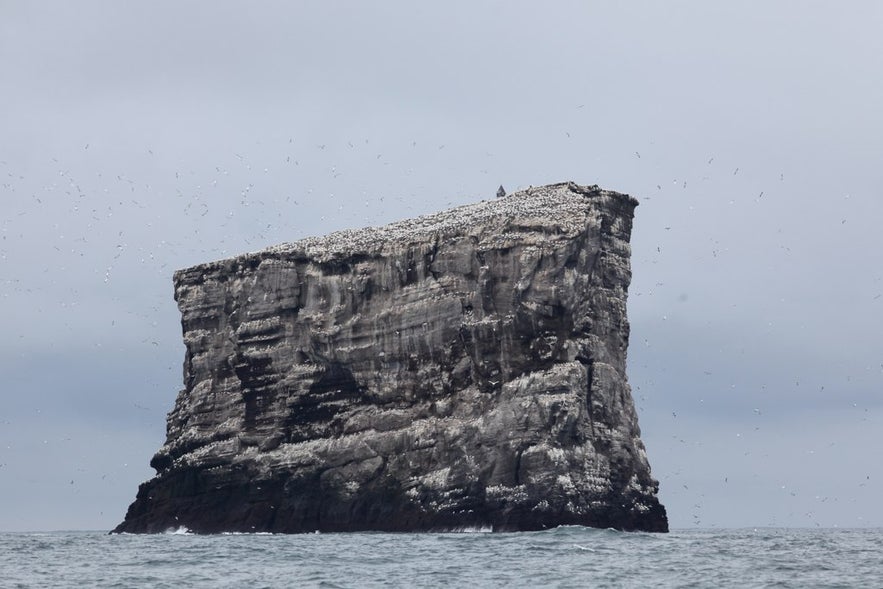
[448,525,493,533]
[165,525,193,535]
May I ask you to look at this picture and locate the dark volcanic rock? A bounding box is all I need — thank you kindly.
[114,182,668,534]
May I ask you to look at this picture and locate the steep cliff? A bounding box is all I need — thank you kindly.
[114,181,667,533]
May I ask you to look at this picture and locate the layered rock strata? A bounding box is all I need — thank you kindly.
[115,181,667,533]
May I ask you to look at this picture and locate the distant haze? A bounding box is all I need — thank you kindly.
[1,2,881,530]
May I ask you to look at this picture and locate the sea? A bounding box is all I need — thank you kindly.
[1,527,880,588]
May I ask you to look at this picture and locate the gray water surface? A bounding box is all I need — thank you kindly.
[2,527,880,588]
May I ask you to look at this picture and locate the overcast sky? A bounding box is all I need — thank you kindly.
[2,1,882,531]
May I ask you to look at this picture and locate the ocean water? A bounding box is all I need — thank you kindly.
[1,527,880,588]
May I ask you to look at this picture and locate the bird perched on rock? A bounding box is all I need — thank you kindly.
[496,185,506,198]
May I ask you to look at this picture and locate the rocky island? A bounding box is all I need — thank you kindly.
[114,181,668,533]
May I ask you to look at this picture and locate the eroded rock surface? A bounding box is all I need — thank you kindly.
[114,182,668,533]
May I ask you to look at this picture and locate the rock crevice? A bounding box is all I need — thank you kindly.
[115,181,667,533]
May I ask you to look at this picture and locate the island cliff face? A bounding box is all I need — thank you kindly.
[114,182,668,533]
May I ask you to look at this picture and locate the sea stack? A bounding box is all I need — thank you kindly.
[114,181,668,533]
